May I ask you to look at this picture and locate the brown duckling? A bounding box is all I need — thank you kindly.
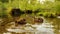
[15,19,26,25]
[34,17,43,23]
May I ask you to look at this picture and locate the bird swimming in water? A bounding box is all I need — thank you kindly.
[34,17,43,24]
[15,19,26,25]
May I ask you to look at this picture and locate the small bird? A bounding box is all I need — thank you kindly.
[34,17,43,23]
[15,19,26,25]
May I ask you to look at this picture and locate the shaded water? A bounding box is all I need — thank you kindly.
[0,17,60,34]
[45,18,60,34]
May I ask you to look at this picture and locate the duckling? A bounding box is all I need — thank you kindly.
[15,19,26,25]
[34,17,43,23]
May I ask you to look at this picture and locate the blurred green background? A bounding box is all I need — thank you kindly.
[0,0,60,18]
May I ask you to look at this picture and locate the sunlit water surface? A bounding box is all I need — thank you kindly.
[0,18,60,34]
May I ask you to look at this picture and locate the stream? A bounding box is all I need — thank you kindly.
[0,17,60,34]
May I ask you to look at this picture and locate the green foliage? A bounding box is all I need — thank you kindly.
[55,2,60,12]
[0,0,9,3]
[0,0,60,18]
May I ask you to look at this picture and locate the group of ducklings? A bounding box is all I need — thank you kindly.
[15,17,43,26]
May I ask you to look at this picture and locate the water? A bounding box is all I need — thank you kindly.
[0,18,60,34]
[45,18,60,34]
